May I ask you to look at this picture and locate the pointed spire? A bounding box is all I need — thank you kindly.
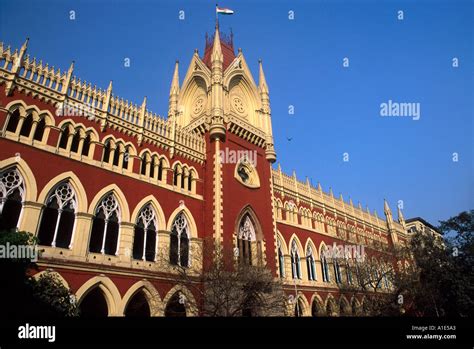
[339,193,344,202]
[19,38,29,56]
[398,206,406,229]
[397,206,404,221]
[169,60,179,96]
[141,96,147,110]
[68,60,74,74]
[349,197,354,206]
[317,182,322,191]
[107,80,113,92]
[211,25,223,64]
[329,187,334,198]
[384,199,392,215]
[258,59,269,94]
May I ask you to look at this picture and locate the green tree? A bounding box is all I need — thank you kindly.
[0,229,78,319]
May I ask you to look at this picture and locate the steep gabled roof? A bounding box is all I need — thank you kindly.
[202,30,236,71]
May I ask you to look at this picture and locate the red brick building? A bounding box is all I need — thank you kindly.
[0,26,414,316]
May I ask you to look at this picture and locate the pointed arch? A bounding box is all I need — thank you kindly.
[88,184,130,223]
[37,172,88,213]
[131,195,166,230]
[275,230,288,254]
[75,276,122,316]
[339,295,352,316]
[234,205,263,241]
[293,292,310,317]
[120,280,163,316]
[310,293,325,317]
[166,205,198,239]
[0,157,37,202]
[32,270,70,289]
[289,234,304,256]
[325,294,339,317]
[304,238,318,258]
[162,284,198,317]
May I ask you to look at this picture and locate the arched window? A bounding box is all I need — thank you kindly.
[140,154,147,175]
[321,251,330,282]
[19,114,33,137]
[180,168,186,189]
[188,171,193,192]
[89,193,120,255]
[6,109,20,133]
[149,157,155,178]
[306,246,316,281]
[0,168,24,231]
[122,146,129,170]
[291,240,301,279]
[112,144,120,166]
[169,212,189,267]
[133,204,158,261]
[173,165,179,186]
[346,258,353,285]
[70,130,80,153]
[334,259,342,283]
[82,134,91,157]
[237,214,256,265]
[157,159,163,181]
[58,127,70,149]
[33,117,46,141]
[37,182,76,248]
[277,238,285,278]
[102,140,111,163]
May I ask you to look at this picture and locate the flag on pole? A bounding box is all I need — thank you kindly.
[216,6,234,15]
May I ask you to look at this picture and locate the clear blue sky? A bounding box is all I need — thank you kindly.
[0,0,472,225]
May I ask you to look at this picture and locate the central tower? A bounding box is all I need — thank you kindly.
[168,24,277,270]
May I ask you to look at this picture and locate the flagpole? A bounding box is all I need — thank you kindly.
[215,4,219,29]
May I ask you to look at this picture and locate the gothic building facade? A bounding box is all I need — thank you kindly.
[0,26,422,316]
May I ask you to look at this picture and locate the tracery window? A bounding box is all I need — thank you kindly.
[169,212,189,267]
[237,214,256,265]
[0,168,24,231]
[291,240,301,279]
[306,245,316,281]
[89,193,120,255]
[133,204,158,261]
[37,182,76,248]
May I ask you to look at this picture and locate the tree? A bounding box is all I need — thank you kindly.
[0,229,78,319]
[157,239,288,316]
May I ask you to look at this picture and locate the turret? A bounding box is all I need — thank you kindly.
[384,199,394,231]
[398,206,406,230]
[259,60,276,162]
[168,60,180,118]
[209,24,226,140]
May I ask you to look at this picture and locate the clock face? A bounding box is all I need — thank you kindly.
[192,95,205,117]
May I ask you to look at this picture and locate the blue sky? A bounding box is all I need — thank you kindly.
[0,0,472,225]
